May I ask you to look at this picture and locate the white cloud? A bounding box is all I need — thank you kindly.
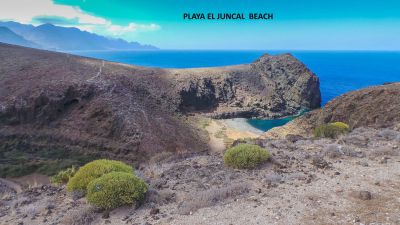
[0,0,106,25]
[106,23,161,35]
[0,0,160,37]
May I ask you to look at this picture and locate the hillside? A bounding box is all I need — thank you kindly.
[263,82,400,138]
[0,43,320,176]
[1,91,400,225]
[0,21,157,51]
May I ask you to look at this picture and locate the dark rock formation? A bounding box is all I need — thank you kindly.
[0,43,320,170]
[171,53,321,118]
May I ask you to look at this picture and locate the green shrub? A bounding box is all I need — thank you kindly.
[86,172,147,210]
[313,122,350,138]
[331,122,350,130]
[223,144,270,169]
[50,166,77,185]
[67,159,133,194]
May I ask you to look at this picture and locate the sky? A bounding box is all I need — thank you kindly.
[0,0,399,50]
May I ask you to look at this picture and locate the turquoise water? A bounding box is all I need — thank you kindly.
[247,117,295,132]
[247,109,308,131]
[72,50,400,131]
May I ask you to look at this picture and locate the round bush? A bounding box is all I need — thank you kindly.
[86,172,148,210]
[313,122,350,138]
[223,144,270,169]
[67,159,133,194]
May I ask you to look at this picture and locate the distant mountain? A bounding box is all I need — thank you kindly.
[0,26,38,48]
[0,21,158,51]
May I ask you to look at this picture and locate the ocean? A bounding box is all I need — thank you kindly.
[72,50,400,131]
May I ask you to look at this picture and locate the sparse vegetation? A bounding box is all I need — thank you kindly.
[0,146,97,178]
[214,127,235,147]
[60,206,95,225]
[50,166,77,185]
[368,146,399,159]
[178,183,249,215]
[313,122,350,138]
[377,129,399,140]
[223,144,270,169]
[86,172,147,210]
[67,159,133,194]
[323,144,342,158]
[197,117,212,129]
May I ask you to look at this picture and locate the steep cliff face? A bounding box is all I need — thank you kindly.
[0,44,320,168]
[170,53,321,119]
[263,82,400,139]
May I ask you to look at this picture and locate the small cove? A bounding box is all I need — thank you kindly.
[71,50,400,133]
[224,110,306,133]
[247,116,297,132]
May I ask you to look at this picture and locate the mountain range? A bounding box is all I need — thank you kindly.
[0,21,158,51]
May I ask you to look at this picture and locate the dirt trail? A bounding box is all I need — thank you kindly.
[87,60,105,82]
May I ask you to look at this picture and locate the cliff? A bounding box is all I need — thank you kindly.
[0,43,320,168]
[170,53,321,119]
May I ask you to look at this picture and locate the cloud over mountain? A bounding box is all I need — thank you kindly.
[0,21,158,51]
[0,0,160,39]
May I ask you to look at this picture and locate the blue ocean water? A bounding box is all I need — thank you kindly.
[247,115,297,132]
[72,50,400,131]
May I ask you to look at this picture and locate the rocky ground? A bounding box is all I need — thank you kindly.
[1,125,400,225]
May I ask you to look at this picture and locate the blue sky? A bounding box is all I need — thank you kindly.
[1,0,399,50]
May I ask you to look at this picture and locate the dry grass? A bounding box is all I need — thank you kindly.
[264,173,283,183]
[323,144,365,159]
[142,164,164,180]
[368,146,399,159]
[60,205,96,225]
[148,151,174,165]
[377,129,399,140]
[16,198,52,218]
[342,133,369,147]
[195,116,212,130]
[323,144,342,158]
[177,183,249,215]
[214,127,235,147]
[146,188,176,205]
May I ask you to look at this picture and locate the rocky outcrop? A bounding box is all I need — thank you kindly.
[0,43,320,170]
[263,83,400,138]
[171,53,321,119]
